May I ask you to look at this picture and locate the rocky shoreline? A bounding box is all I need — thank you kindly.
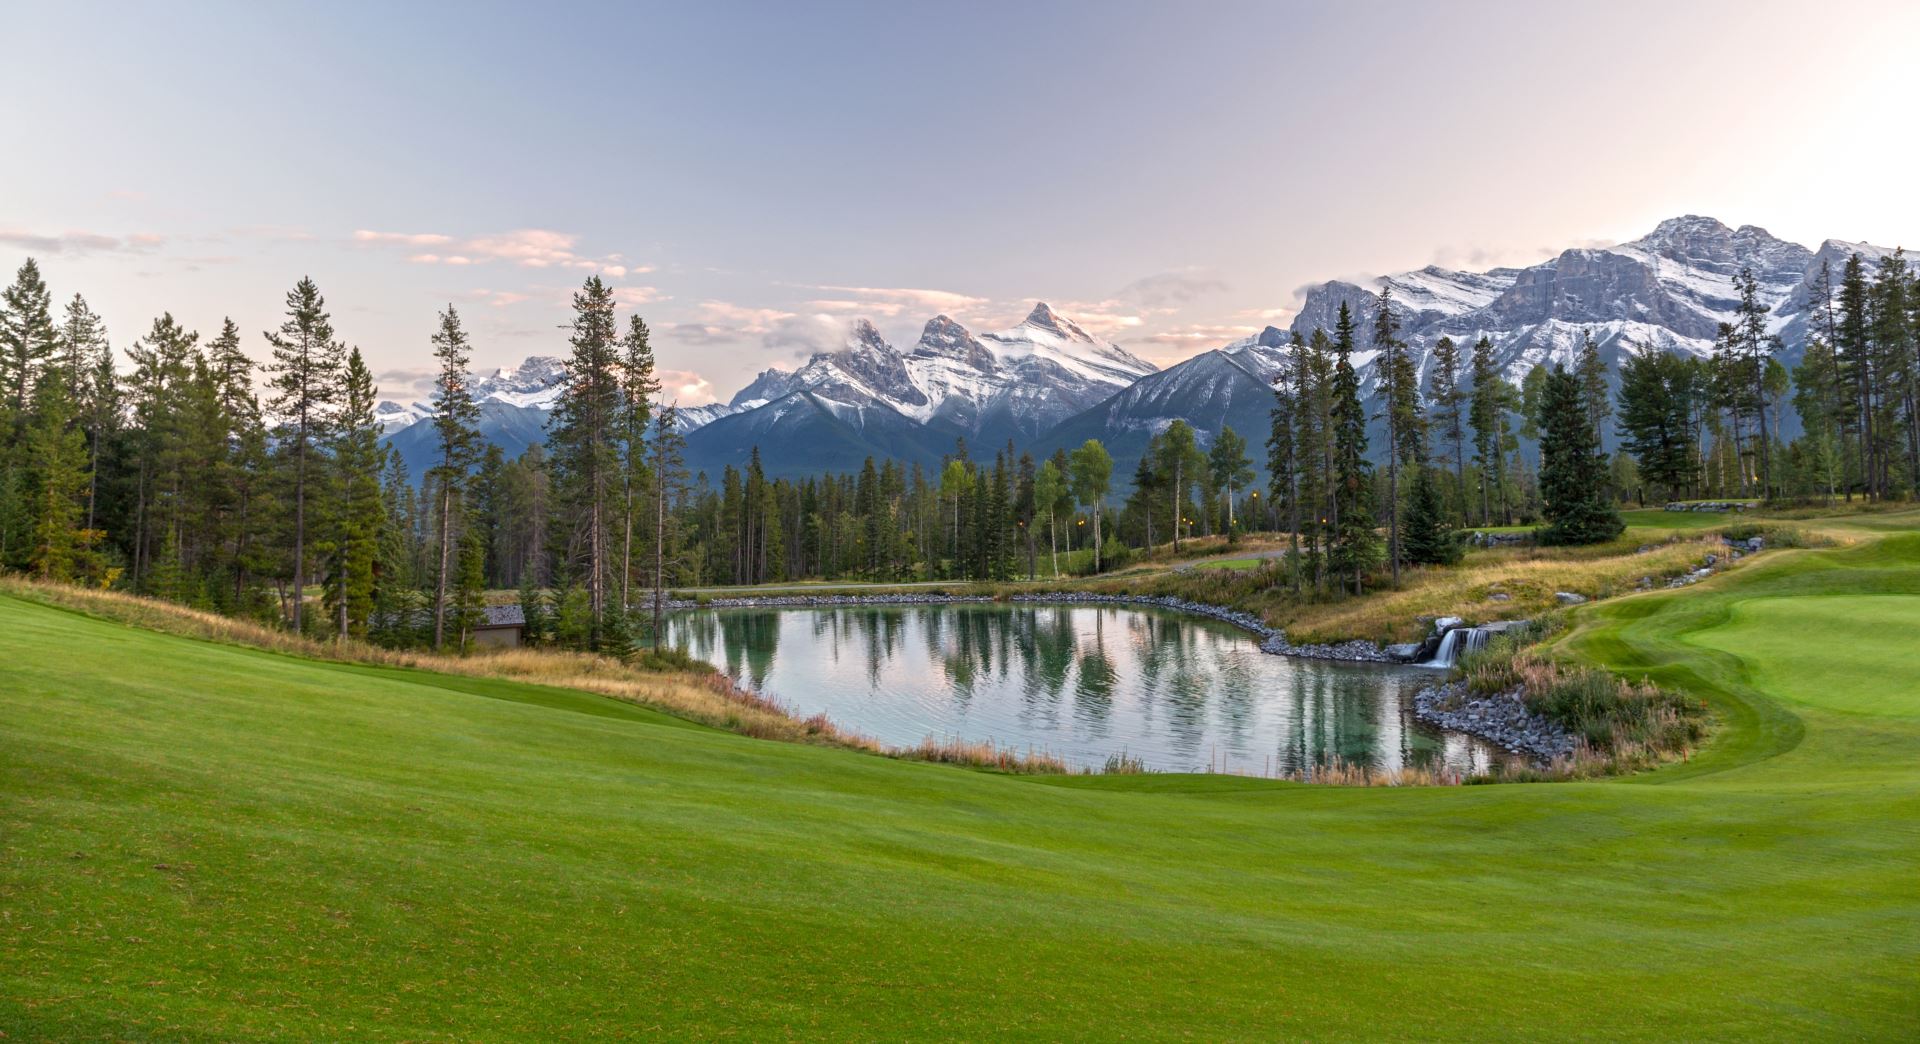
[1412,681,1577,763]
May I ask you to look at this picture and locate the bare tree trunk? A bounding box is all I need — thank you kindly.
[433,485,452,651]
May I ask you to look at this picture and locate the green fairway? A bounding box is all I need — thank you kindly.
[4,529,1919,1038]
[1194,556,1266,570]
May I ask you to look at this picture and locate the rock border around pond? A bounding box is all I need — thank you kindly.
[1412,681,1577,763]
[660,590,1586,763]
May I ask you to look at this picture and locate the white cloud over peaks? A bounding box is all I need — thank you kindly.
[657,368,718,405]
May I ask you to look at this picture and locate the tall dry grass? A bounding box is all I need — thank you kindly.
[0,577,881,753]
[906,735,1071,774]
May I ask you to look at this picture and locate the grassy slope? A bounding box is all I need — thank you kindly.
[4,526,1919,1038]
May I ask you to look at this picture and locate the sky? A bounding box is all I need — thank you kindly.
[5,0,1919,406]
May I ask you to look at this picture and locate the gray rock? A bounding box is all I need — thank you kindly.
[1555,591,1588,605]
[1489,592,1511,602]
[1384,643,1423,662]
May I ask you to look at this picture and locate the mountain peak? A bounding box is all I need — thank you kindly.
[1022,301,1089,341]
[914,314,995,371]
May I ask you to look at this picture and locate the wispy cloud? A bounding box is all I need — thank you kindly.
[1112,269,1228,309]
[0,228,164,255]
[354,226,650,276]
[467,288,531,308]
[697,301,797,333]
[807,285,990,319]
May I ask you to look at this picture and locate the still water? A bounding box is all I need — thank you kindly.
[667,603,1500,775]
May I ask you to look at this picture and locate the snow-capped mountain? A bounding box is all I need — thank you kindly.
[679,303,1157,476]
[381,216,1906,484]
[1295,215,1832,401]
[377,356,569,435]
[1035,215,1905,481]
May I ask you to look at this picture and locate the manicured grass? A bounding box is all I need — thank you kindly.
[4,524,1919,1037]
[1194,556,1266,571]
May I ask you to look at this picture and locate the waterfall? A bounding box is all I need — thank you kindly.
[1422,626,1490,669]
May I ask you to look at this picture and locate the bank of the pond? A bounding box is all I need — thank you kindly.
[664,591,1394,661]
[665,598,1500,777]
[663,591,1594,767]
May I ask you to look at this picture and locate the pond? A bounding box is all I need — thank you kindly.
[665,602,1504,776]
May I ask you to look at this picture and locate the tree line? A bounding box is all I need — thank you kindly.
[2,249,1913,649]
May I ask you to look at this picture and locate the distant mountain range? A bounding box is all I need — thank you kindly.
[379,215,1908,484]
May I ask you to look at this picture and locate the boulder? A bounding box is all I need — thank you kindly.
[1433,616,1465,635]
[1555,591,1588,605]
[1383,643,1423,663]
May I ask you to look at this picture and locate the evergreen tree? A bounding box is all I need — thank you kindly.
[1468,335,1510,525]
[1267,342,1299,584]
[1374,286,1421,584]
[618,315,660,612]
[263,277,344,634]
[546,276,622,648]
[1401,465,1460,566]
[0,258,58,422]
[327,348,385,640]
[1428,335,1466,523]
[23,368,94,580]
[426,306,481,650]
[1616,347,1700,501]
[647,402,687,649]
[1329,303,1378,592]
[1836,253,1875,497]
[1538,365,1623,545]
[1732,268,1778,497]
[1576,330,1611,439]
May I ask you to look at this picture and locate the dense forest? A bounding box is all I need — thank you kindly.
[1,249,1915,653]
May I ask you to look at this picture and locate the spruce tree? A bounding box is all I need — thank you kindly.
[1374,286,1421,584]
[0,258,58,423]
[1428,335,1466,523]
[23,368,93,580]
[1468,335,1509,525]
[1267,343,1299,584]
[1836,253,1874,497]
[328,348,386,640]
[1329,303,1378,593]
[618,315,660,613]
[427,306,481,650]
[1617,348,1700,501]
[1401,465,1460,566]
[647,402,687,649]
[547,277,622,646]
[1538,365,1623,545]
[263,278,344,634]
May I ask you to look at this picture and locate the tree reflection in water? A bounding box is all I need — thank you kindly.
[663,603,1503,776]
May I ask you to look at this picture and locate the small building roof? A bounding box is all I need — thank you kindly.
[479,604,526,628]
